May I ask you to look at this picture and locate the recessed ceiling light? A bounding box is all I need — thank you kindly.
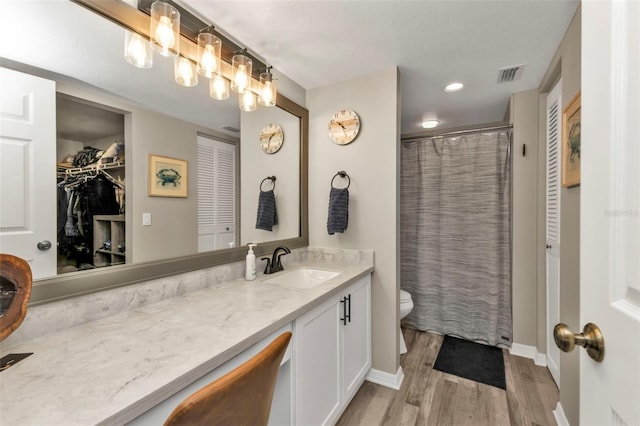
[421,120,440,129]
[444,82,464,92]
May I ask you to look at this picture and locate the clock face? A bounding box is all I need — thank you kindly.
[328,109,360,145]
[259,123,284,154]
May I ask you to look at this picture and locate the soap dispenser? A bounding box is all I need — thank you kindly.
[245,243,257,281]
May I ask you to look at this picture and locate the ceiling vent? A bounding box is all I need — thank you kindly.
[497,64,525,83]
[222,125,240,133]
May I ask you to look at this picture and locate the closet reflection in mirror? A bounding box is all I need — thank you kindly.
[0,0,303,283]
[57,94,126,275]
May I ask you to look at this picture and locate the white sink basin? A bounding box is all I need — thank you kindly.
[264,268,341,289]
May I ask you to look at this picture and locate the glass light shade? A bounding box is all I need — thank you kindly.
[174,56,198,87]
[124,31,152,68]
[239,90,257,112]
[258,72,277,107]
[231,54,252,93]
[150,1,180,57]
[209,74,229,100]
[197,32,221,78]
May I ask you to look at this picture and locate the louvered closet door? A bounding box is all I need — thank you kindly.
[197,135,237,252]
[545,80,562,387]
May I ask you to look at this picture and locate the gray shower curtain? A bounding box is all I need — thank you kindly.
[400,130,512,347]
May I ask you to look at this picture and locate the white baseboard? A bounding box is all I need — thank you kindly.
[553,402,570,426]
[509,343,547,367]
[365,366,404,390]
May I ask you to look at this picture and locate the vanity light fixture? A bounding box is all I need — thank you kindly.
[196,27,221,78]
[150,0,180,57]
[444,82,464,92]
[174,56,198,87]
[231,49,252,94]
[124,31,152,68]
[258,66,277,107]
[210,74,230,100]
[421,120,440,129]
[239,87,257,112]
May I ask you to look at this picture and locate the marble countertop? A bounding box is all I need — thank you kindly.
[0,259,373,425]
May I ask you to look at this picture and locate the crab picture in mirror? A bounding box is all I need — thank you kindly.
[0,254,32,341]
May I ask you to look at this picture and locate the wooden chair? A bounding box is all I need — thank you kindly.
[164,331,292,426]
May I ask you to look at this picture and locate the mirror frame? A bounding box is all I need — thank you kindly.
[30,0,309,306]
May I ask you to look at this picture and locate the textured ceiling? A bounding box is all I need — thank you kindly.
[181,0,579,135]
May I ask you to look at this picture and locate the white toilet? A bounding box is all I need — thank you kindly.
[399,289,414,354]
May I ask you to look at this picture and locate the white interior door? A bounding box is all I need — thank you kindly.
[0,67,56,279]
[545,79,562,388]
[581,1,640,424]
[196,135,236,251]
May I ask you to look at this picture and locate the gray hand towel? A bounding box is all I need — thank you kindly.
[256,189,278,231]
[327,187,349,234]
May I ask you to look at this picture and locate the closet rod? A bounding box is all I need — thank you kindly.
[402,124,513,142]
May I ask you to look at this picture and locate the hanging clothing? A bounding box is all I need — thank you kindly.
[57,174,121,267]
[400,130,512,347]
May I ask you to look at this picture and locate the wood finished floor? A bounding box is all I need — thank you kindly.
[337,328,559,426]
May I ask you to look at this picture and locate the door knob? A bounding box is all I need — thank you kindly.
[546,244,552,249]
[37,240,52,251]
[554,322,605,362]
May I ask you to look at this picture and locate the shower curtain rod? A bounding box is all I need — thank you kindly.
[401,124,513,142]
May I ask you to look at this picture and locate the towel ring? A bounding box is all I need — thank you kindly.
[260,176,276,192]
[331,171,350,189]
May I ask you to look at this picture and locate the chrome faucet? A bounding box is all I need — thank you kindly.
[261,246,291,274]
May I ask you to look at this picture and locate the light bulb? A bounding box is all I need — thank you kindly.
[258,80,276,107]
[124,32,152,68]
[200,44,217,74]
[421,120,440,129]
[239,90,256,111]
[210,75,229,100]
[175,57,197,87]
[156,15,175,53]
[261,84,273,104]
[234,64,248,93]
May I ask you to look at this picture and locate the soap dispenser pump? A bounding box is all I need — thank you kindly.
[245,243,257,281]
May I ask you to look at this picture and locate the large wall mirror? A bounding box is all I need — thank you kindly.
[0,0,308,305]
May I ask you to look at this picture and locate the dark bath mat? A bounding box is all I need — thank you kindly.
[433,335,506,390]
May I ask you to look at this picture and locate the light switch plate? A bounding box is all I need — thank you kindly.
[142,213,151,226]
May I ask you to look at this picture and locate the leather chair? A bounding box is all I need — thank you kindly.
[164,331,292,426]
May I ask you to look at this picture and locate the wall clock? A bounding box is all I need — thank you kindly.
[259,123,284,154]
[328,109,360,145]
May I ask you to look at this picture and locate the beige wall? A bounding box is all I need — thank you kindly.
[240,107,300,247]
[308,68,400,375]
[510,89,540,347]
[537,6,582,425]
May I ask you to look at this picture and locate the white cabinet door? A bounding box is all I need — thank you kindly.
[0,67,56,279]
[341,275,371,404]
[294,296,341,426]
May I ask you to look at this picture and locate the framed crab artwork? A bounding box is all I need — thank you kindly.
[148,154,188,197]
[562,92,581,187]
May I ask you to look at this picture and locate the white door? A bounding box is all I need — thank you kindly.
[545,79,562,387]
[196,135,236,251]
[341,276,371,404]
[581,1,640,424]
[0,67,56,279]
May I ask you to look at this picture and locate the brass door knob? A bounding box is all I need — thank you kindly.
[553,322,605,362]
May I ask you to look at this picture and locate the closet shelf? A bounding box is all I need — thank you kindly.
[61,160,125,176]
[95,249,126,256]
